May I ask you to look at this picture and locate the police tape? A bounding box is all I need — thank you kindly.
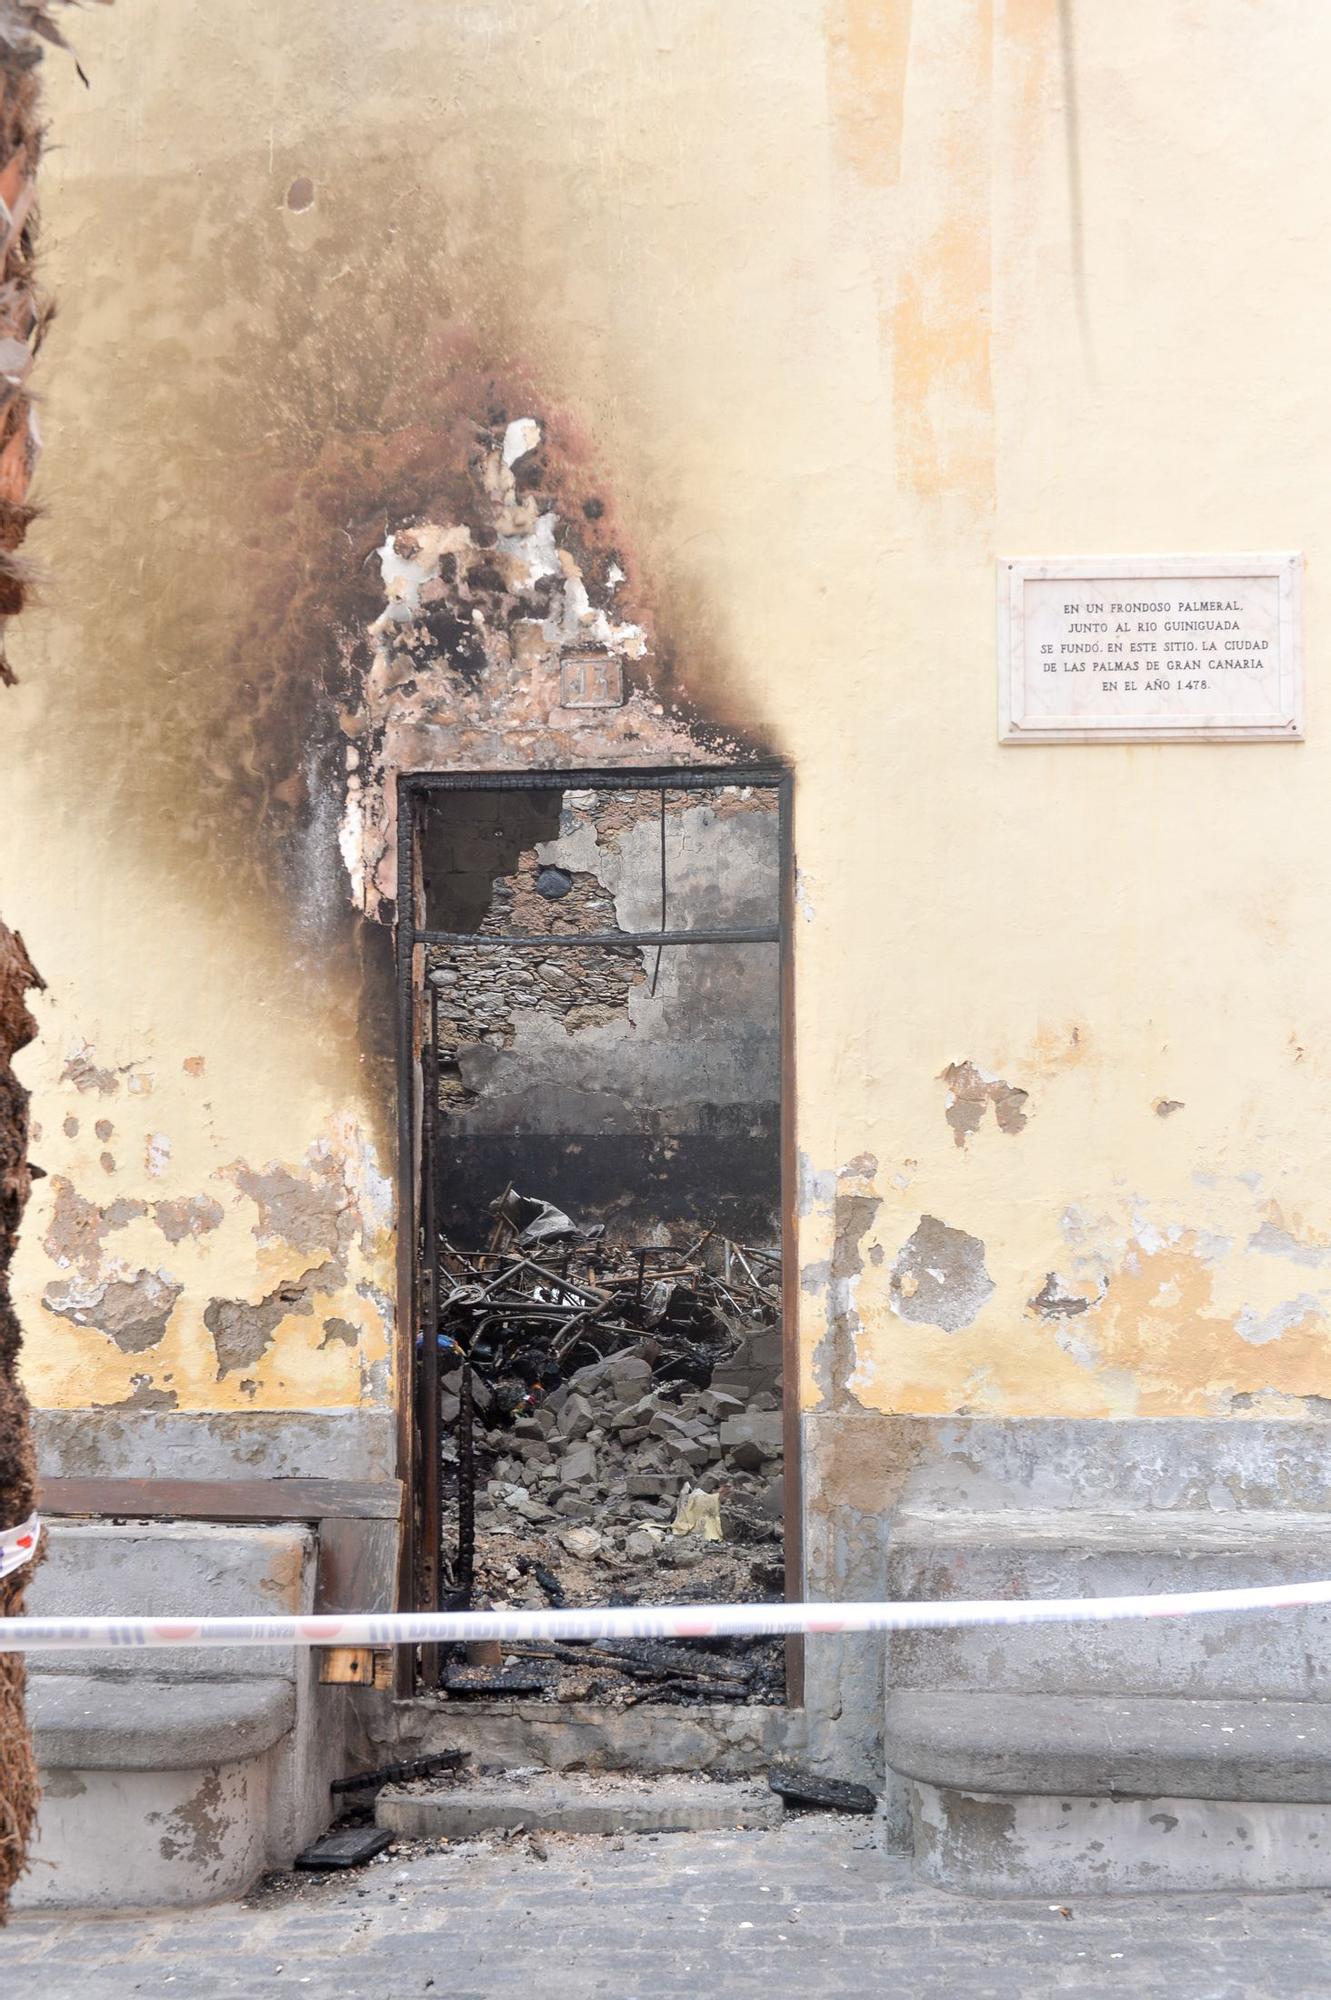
[6,1573,1331,1651]
[0,1511,38,1581]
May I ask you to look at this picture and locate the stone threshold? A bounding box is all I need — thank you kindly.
[366,1694,806,1776]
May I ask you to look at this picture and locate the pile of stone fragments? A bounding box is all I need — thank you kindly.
[430,1202,786,1702]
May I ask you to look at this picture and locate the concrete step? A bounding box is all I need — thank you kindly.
[376,1772,784,1839]
[885,1688,1331,1803]
[29,1519,316,1678]
[887,1508,1331,1700]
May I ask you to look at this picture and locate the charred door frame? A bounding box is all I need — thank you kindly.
[394,764,798,1700]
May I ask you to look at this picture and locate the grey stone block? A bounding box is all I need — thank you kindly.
[557,1441,598,1486]
[28,1673,295,1771]
[28,1520,315,1679]
[557,1393,595,1441]
[887,1508,1331,1700]
[885,1689,1331,1803]
[909,1780,1331,1895]
[376,1774,784,1839]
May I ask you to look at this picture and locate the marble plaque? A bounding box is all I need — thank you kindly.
[998,554,1303,743]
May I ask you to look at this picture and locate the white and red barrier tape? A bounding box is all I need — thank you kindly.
[0,1510,38,1581]
[5,1575,1331,1651]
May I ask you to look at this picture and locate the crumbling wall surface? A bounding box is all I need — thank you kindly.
[428,785,781,1242]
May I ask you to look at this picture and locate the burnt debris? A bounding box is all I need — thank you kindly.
[417,1189,785,1705]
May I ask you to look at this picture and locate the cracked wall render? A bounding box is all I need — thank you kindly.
[1,0,1330,1436]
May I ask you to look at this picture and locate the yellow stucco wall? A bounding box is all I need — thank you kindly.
[5,0,1331,1425]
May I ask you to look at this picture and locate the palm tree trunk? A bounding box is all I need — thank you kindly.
[0,0,109,1918]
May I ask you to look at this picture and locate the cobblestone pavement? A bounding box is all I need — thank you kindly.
[4,1817,1331,2000]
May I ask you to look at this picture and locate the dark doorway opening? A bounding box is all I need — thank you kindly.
[397,768,793,1707]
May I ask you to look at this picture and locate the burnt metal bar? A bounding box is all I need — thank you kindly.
[418,926,778,948]
[406,766,786,794]
[393,779,419,1698]
[777,765,803,1704]
[456,1352,477,1605]
[419,985,442,1689]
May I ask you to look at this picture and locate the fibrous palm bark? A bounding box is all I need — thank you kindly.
[0,0,109,1921]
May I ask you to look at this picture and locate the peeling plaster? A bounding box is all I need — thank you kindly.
[890,1215,995,1333]
[939,1060,1030,1148]
[1027,1271,1106,1320]
[43,1269,183,1355]
[229,1151,353,1256]
[204,1260,340,1378]
[155,1770,227,1868]
[108,1375,180,1411]
[812,1163,882,1408]
[1235,1294,1325,1347]
[1248,1216,1331,1269]
[43,1176,146,1276]
[59,1042,122,1096]
[153,1194,225,1244]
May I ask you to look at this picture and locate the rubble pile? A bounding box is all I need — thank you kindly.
[427,1194,786,1703]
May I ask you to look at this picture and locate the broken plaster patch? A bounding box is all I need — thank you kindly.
[43,1269,183,1354]
[153,1194,225,1245]
[107,1375,180,1411]
[1027,1271,1107,1320]
[204,1260,340,1378]
[940,1060,1029,1148]
[890,1215,995,1333]
[1235,1293,1325,1347]
[812,1175,882,1408]
[42,1176,146,1277]
[230,1152,350,1255]
[60,1042,122,1096]
[1248,1220,1331,1269]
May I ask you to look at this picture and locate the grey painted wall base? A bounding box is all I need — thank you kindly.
[910,1782,1331,1896]
[33,1407,396,1482]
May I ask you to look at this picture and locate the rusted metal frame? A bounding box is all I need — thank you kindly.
[419,983,443,1688]
[454,1314,489,1606]
[406,765,787,794]
[406,763,795,1691]
[649,787,667,996]
[393,778,420,1696]
[418,926,778,948]
[776,766,803,1705]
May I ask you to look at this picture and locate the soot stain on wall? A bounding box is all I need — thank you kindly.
[36,150,777,1181]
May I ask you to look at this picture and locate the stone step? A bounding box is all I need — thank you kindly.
[887,1508,1331,1700]
[886,1688,1331,1803]
[29,1519,315,1679]
[376,1772,784,1839]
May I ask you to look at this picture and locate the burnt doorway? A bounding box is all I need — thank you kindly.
[398,767,793,1707]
